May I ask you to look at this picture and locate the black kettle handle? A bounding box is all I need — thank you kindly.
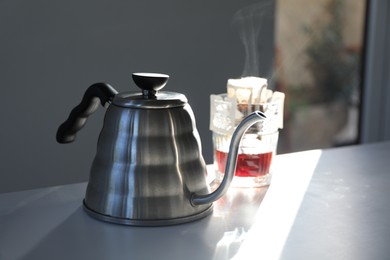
[56,83,118,143]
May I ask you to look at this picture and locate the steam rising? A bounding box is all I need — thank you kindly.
[232,1,275,80]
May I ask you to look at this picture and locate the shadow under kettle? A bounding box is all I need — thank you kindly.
[56,73,266,226]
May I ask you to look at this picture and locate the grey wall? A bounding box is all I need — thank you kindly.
[0,0,275,193]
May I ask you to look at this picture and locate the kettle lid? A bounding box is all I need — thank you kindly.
[112,73,187,109]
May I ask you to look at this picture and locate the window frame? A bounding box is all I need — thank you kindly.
[360,0,390,143]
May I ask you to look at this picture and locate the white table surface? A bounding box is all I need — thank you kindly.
[1,141,390,260]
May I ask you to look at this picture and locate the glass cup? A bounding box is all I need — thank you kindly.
[210,92,283,188]
[213,128,279,188]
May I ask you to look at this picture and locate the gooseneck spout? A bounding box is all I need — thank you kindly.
[191,111,266,206]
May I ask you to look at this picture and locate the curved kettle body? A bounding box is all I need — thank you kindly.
[85,103,212,225]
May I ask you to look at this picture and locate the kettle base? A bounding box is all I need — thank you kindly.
[83,200,213,226]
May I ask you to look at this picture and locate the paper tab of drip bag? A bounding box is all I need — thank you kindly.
[210,94,237,135]
[271,91,285,129]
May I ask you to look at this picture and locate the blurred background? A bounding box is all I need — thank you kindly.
[1,0,388,193]
[274,0,365,152]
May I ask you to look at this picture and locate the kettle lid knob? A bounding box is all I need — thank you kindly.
[132,73,169,99]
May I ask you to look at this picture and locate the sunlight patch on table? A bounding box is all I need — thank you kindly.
[232,149,323,259]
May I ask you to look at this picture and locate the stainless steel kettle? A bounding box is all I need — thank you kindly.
[57,73,265,226]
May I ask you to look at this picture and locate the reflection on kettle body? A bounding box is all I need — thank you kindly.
[57,73,266,226]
